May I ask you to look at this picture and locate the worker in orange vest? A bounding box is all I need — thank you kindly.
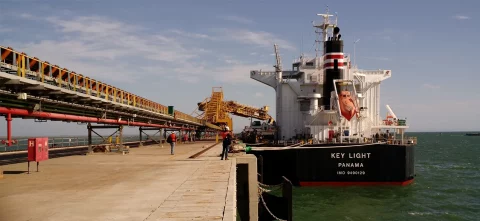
[222,126,231,139]
[167,132,176,155]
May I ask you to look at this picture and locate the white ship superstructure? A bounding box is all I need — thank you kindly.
[250,10,409,144]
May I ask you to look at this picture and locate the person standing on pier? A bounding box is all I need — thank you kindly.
[221,133,232,160]
[222,126,230,139]
[167,132,176,155]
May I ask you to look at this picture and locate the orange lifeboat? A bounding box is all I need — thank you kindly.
[338,90,358,121]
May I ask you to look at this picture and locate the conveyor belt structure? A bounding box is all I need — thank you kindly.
[0,45,221,131]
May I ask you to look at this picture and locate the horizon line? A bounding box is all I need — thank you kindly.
[1,131,479,139]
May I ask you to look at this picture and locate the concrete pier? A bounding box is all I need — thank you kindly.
[236,154,259,221]
[0,141,236,221]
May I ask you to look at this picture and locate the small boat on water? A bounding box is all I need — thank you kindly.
[465,133,480,136]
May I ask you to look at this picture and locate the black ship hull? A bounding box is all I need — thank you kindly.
[248,143,415,186]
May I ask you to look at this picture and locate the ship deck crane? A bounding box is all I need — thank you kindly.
[192,87,274,131]
[383,104,398,126]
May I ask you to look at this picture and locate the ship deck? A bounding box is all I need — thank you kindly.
[249,140,416,151]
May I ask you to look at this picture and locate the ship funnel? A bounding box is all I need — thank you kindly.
[322,26,344,109]
[333,27,340,35]
[333,27,341,40]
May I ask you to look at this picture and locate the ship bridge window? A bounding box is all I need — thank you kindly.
[300,101,310,111]
[306,62,314,66]
[293,63,300,71]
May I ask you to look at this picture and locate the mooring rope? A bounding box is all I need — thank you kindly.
[259,189,287,221]
[258,182,283,188]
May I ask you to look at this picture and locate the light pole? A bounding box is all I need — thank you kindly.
[353,38,360,68]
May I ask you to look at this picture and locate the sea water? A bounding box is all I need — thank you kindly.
[292,132,479,221]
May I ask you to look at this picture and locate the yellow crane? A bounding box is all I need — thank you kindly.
[192,87,274,131]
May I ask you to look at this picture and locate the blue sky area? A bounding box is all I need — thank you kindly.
[0,0,478,136]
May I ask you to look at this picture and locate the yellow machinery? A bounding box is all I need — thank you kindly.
[193,87,274,131]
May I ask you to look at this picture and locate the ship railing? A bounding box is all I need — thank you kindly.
[377,120,409,127]
[0,136,144,152]
[404,137,417,145]
[373,137,417,145]
[353,69,388,75]
[292,53,350,65]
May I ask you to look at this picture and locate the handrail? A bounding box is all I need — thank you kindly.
[0,136,141,152]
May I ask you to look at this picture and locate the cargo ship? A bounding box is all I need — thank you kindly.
[246,9,417,186]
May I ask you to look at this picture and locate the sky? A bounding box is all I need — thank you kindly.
[0,0,479,137]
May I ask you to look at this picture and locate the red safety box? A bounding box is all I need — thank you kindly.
[28,137,49,162]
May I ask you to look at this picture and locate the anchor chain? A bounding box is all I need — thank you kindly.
[258,181,287,221]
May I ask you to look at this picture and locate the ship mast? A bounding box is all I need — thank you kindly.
[313,6,338,58]
[273,44,282,73]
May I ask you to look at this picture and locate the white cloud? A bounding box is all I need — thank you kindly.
[371,29,411,44]
[452,15,470,20]
[422,83,440,89]
[219,15,255,24]
[215,63,273,84]
[213,28,296,51]
[167,29,214,40]
[394,99,479,131]
[8,13,293,85]
[46,16,203,62]
[16,40,141,83]
[254,92,264,97]
[0,25,13,33]
[224,59,241,64]
[19,13,34,19]
[177,75,200,83]
[7,15,209,83]
[173,60,272,84]
[365,56,390,61]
